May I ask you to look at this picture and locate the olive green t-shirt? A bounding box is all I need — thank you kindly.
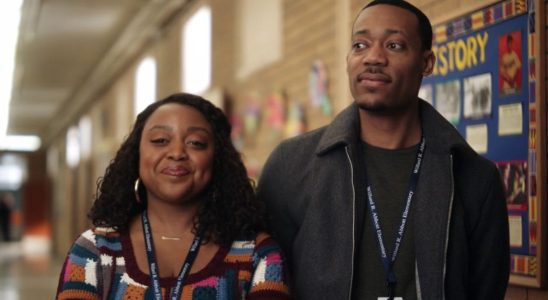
[353,142,418,300]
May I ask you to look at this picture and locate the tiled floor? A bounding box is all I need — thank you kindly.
[0,242,63,300]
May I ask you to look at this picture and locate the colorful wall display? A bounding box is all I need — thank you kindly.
[309,60,332,116]
[242,93,262,147]
[284,101,307,138]
[265,91,286,142]
[421,0,546,287]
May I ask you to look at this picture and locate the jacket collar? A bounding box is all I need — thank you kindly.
[419,99,471,155]
[315,102,361,155]
[315,99,472,156]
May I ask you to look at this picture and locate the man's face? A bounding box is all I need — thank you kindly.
[346,4,434,113]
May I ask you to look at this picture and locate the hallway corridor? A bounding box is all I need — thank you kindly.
[0,242,62,300]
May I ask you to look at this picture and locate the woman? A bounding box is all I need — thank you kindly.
[57,93,290,299]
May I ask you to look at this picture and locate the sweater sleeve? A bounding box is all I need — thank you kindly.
[56,229,102,300]
[247,233,291,300]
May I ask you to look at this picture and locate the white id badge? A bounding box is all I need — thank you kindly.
[378,298,403,300]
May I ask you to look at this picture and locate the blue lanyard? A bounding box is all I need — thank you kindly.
[141,211,202,300]
[364,137,425,298]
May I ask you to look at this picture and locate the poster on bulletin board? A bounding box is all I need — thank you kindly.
[421,0,546,287]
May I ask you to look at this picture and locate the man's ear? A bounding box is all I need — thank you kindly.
[422,50,435,76]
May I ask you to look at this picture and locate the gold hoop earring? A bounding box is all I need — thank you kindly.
[134,178,141,203]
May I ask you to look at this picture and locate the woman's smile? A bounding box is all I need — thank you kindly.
[161,165,191,177]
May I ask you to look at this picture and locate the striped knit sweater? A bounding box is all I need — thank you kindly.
[57,227,290,299]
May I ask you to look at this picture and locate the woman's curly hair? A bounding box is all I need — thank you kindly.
[88,93,267,245]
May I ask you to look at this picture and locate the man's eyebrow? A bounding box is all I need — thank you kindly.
[353,28,409,37]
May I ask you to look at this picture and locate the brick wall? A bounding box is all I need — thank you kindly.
[206,0,348,172]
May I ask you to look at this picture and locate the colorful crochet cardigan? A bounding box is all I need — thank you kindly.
[57,227,290,299]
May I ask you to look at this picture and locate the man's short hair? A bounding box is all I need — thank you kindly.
[362,0,433,50]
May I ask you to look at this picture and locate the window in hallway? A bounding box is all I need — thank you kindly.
[134,57,157,116]
[182,6,211,95]
[236,0,282,79]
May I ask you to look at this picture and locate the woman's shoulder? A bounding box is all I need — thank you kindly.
[254,232,281,250]
[227,232,283,261]
[229,232,278,248]
[92,226,122,239]
[71,226,124,252]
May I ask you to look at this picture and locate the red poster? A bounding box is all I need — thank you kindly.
[499,31,523,96]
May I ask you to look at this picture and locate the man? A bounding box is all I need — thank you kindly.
[257,0,510,299]
[0,192,14,242]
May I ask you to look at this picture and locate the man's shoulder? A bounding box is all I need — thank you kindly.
[282,125,328,145]
[275,103,359,153]
[451,144,500,189]
[264,126,330,165]
[260,126,330,187]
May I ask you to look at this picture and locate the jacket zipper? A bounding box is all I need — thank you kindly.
[342,150,454,299]
[345,146,356,300]
[441,155,455,299]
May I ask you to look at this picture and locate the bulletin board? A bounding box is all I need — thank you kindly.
[421,0,546,287]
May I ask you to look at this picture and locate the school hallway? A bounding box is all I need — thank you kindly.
[0,241,62,300]
[1,0,548,299]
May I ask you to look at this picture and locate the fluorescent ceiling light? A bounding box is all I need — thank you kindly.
[0,2,39,153]
[0,135,41,152]
[0,1,23,137]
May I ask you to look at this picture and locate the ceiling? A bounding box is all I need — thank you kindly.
[9,0,190,148]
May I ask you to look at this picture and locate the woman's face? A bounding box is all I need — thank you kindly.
[139,103,215,205]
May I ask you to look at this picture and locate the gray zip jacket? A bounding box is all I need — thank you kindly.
[257,100,509,299]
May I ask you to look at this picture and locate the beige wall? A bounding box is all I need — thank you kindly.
[46,0,547,297]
